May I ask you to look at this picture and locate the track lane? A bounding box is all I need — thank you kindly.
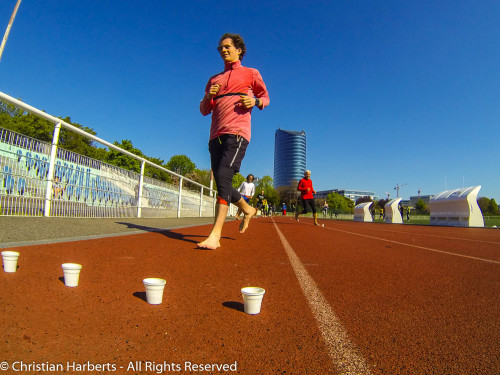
[324,223,500,264]
[0,219,336,375]
[272,219,371,374]
[2,217,499,374]
[274,217,500,374]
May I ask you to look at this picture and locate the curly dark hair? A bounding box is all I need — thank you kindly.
[219,33,246,60]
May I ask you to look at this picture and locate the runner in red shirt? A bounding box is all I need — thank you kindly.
[295,170,320,225]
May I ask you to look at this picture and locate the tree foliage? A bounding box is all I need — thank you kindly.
[355,196,373,205]
[326,192,354,214]
[414,199,429,214]
[277,180,300,207]
[478,197,499,215]
[253,175,279,206]
[166,155,196,176]
[232,173,245,189]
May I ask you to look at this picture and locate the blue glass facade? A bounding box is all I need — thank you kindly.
[273,129,306,188]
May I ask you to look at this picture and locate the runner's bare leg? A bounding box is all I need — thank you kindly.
[197,203,228,249]
[234,197,257,233]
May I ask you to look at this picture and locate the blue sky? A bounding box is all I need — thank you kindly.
[1,1,499,202]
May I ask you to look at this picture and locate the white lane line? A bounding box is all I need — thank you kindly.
[326,226,500,265]
[273,221,372,375]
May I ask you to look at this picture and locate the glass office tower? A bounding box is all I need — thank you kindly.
[273,129,306,188]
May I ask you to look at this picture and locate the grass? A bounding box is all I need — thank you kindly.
[284,213,500,228]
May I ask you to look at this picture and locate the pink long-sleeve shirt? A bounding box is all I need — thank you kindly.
[200,60,270,142]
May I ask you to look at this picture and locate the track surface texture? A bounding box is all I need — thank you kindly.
[1,217,499,374]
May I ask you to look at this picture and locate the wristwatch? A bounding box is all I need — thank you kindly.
[254,98,261,108]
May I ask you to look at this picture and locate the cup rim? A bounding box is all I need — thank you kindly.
[1,251,20,257]
[241,287,265,295]
[62,263,82,270]
[143,278,166,286]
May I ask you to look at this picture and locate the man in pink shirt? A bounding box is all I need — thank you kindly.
[198,33,270,250]
[295,170,320,225]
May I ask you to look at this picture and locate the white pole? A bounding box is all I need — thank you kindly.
[199,186,203,217]
[209,169,214,197]
[44,122,62,217]
[0,0,22,63]
[177,178,183,218]
[137,161,145,218]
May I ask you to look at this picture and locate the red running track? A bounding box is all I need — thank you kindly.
[1,217,499,374]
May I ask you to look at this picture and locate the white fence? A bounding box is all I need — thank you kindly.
[0,91,218,219]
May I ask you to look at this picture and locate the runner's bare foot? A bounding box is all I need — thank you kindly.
[197,235,221,250]
[239,207,257,233]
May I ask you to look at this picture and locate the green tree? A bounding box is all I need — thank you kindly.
[105,140,143,173]
[488,198,499,215]
[186,168,214,194]
[0,100,106,159]
[255,175,280,206]
[0,99,24,117]
[145,156,172,183]
[477,197,490,214]
[232,173,245,189]
[355,196,373,205]
[415,198,429,214]
[277,181,300,209]
[481,198,500,215]
[326,192,354,214]
[166,155,196,176]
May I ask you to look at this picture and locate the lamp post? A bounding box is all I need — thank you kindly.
[0,0,22,63]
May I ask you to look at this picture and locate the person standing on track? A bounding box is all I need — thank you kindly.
[235,174,256,220]
[256,190,266,216]
[197,33,270,250]
[295,170,319,225]
[322,201,329,219]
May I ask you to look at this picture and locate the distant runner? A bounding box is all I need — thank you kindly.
[295,170,319,226]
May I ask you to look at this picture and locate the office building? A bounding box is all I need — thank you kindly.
[409,195,434,207]
[273,129,306,188]
[316,189,378,202]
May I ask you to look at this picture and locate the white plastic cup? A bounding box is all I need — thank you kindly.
[62,263,82,287]
[143,278,166,305]
[241,287,266,315]
[2,251,20,273]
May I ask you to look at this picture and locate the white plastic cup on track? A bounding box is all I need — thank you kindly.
[2,251,20,273]
[143,278,166,305]
[61,263,82,287]
[241,287,266,315]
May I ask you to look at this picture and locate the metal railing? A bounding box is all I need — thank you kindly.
[0,91,218,218]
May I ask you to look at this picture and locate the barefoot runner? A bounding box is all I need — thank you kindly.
[197,33,270,249]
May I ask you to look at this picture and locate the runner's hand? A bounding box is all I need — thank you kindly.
[239,95,257,109]
[206,84,220,100]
